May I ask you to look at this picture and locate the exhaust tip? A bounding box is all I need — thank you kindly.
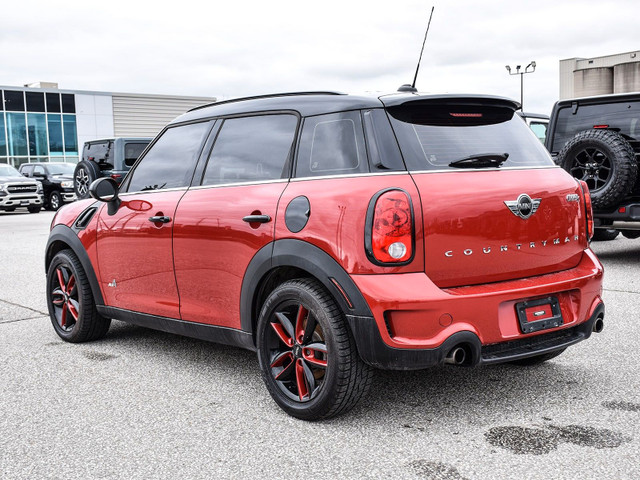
[593,316,604,333]
[444,346,467,365]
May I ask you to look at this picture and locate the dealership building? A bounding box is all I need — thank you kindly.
[0,82,215,167]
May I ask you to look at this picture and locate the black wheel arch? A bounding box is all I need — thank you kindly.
[45,224,104,306]
[240,239,373,342]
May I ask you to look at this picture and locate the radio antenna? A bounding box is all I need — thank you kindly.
[399,7,435,93]
[412,6,435,89]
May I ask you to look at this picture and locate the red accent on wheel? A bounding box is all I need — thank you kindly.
[295,359,309,400]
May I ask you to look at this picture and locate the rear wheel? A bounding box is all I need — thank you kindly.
[621,230,640,239]
[48,191,62,211]
[592,229,619,241]
[74,161,101,199]
[509,348,566,366]
[256,278,372,420]
[46,249,111,342]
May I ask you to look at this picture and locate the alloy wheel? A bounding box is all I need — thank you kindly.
[50,264,80,332]
[569,147,612,192]
[267,302,327,402]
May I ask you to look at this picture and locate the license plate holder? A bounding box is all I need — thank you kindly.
[516,296,562,334]
[20,200,29,205]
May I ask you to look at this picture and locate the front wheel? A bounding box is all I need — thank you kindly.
[46,249,111,342]
[48,191,62,211]
[256,278,372,420]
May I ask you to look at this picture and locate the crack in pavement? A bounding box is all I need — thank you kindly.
[0,298,48,324]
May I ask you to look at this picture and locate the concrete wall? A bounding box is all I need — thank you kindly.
[614,62,640,93]
[573,67,614,97]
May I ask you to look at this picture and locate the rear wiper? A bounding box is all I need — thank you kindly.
[448,153,509,169]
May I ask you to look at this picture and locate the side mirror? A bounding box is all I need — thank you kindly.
[89,177,121,215]
[33,172,46,178]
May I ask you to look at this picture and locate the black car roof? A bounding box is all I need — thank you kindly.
[171,91,520,124]
[554,91,640,108]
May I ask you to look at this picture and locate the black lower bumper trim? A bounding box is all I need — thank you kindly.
[347,302,604,370]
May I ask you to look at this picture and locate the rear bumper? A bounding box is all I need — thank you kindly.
[348,249,604,370]
[348,303,604,369]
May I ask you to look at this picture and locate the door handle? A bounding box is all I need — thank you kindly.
[242,214,271,224]
[148,216,171,223]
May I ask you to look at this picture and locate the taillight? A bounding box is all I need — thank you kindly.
[578,180,594,241]
[365,189,414,264]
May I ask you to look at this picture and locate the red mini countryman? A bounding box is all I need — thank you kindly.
[45,92,604,420]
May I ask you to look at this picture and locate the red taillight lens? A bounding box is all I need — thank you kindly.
[367,189,414,264]
[578,180,594,241]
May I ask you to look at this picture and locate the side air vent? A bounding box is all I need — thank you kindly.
[74,207,98,230]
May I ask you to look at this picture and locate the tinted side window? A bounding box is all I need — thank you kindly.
[202,114,298,186]
[33,165,46,176]
[124,142,149,167]
[127,122,210,192]
[21,165,34,176]
[296,111,368,178]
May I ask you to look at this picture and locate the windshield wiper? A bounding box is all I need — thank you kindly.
[448,153,509,169]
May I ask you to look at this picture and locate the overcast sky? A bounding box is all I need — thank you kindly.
[1,0,638,114]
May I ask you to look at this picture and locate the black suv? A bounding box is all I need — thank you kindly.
[19,162,76,210]
[546,93,640,240]
[74,138,151,199]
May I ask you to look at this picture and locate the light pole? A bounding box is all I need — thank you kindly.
[505,61,536,110]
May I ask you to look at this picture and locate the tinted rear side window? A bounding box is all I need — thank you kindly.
[124,142,149,167]
[295,111,368,177]
[127,122,210,192]
[202,114,298,185]
[387,102,553,171]
[550,101,640,152]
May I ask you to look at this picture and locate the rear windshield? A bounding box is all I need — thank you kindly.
[550,100,640,152]
[387,103,554,171]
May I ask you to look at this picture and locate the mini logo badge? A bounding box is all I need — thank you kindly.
[566,194,580,202]
[505,194,541,220]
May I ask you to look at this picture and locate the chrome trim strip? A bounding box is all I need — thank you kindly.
[188,178,289,190]
[291,171,408,182]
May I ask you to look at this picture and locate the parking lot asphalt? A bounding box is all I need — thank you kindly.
[1,209,639,480]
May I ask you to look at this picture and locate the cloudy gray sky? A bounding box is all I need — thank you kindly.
[1,0,638,114]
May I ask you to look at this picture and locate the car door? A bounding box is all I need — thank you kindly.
[95,121,212,318]
[173,113,299,328]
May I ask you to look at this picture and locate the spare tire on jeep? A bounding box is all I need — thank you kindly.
[557,129,638,210]
[74,160,101,200]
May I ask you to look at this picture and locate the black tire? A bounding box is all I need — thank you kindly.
[27,206,40,213]
[592,229,619,241]
[620,230,640,239]
[256,278,373,420]
[48,191,63,211]
[509,348,566,366]
[46,249,111,343]
[557,130,638,210]
[74,161,101,200]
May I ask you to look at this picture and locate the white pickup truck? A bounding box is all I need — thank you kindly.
[0,164,43,213]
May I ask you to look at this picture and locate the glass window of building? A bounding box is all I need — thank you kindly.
[4,91,25,112]
[26,92,46,112]
[63,114,77,154]
[61,94,75,114]
[6,113,28,156]
[27,114,48,156]
[47,115,64,156]
[0,115,6,157]
[46,93,61,113]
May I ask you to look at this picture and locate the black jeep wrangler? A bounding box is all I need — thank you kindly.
[546,93,640,240]
[74,138,151,199]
